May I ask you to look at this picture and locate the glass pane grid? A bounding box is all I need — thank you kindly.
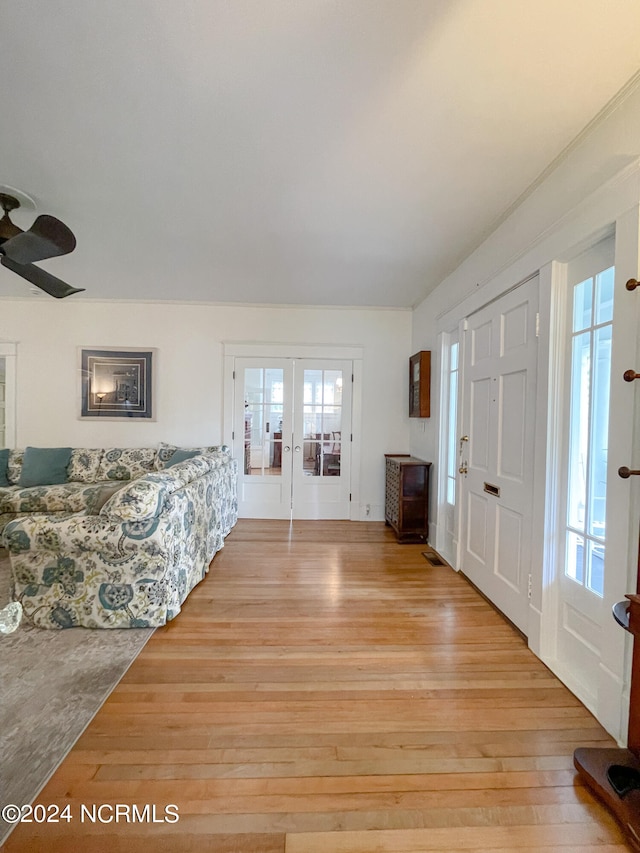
[303,369,343,478]
[244,367,284,477]
[564,266,613,598]
[446,343,459,506]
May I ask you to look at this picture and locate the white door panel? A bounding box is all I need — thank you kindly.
[470,379,491,471]
[467,491,489,563]
[494,505,523,592]
[498,371,527,480]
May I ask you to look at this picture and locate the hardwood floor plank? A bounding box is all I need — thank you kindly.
[285,825,629,852]
[4,520,631,852]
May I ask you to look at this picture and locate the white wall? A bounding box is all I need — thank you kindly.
[0,300,412,519]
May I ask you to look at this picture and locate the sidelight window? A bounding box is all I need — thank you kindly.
[565,266,614,597]
[446,342,459,506]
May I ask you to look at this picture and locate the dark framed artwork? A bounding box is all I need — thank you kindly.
[409,350,430,418]
[79,348,156,419]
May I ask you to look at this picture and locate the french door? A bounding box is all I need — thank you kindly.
[459,277,539,634]
[233,357,352,519]
[553,240,615,709]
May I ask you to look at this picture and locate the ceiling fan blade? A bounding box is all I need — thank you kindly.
[1,255,85,299]
[1,214,76,264]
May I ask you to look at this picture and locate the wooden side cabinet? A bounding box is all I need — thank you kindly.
[409,350,430,418]
[384,454,431,542]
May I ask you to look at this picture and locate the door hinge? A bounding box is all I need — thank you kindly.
[535,313,540,338]
[233,370,236,379]
[349,493,352,501]
[527,573,532,599]
[350,433,353,441]
[351,374,354,382]
[232,431,235,440]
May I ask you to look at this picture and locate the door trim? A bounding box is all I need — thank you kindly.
[223,342,364,521]
[0,341,17,448]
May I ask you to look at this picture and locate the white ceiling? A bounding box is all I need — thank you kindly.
[1,0,640,308]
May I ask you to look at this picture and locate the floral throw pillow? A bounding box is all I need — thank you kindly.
[99,477,167,521]
[154,442,222,470]
[96,448,156,481]
[6,449,25,485]
[67,449,104,483]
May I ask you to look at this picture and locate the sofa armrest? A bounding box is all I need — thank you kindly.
[3,511,168,558]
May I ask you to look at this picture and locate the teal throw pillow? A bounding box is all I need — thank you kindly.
[165,449,200,468]
[18,446,73,487]
[0,448,9,487]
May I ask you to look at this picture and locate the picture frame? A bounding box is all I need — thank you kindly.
[409,350,430,418]
[79,347,156,420]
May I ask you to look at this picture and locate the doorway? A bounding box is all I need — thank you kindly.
[231,356,353,519]
[458,277,539,635]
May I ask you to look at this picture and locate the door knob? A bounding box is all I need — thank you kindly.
[283,445,291,453]
[459,463,468,475]
[294,445,301,452]
[619,466,640,478]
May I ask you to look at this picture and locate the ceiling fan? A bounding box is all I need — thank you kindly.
[0,192,84,298]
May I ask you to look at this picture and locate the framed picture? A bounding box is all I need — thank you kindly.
[409,350,430,418]
[79,347,156,420]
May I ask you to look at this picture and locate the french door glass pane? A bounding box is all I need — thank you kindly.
[450,341,458,371]
[595,267,614,325]
[244,368,264,402]
[567,332,590,531]
[566,531,585,584]
[588,325,611,540]
[564,265,613,598]
[244,367,284,476]
[303,369,343,477]
[573,278,592,332]
[587,540,605,596]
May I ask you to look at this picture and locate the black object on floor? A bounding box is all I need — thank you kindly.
[607,764,640,798]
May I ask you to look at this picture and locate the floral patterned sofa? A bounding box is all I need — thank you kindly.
[0,445,238,628]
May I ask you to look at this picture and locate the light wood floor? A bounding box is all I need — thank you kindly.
[4,520,631,852]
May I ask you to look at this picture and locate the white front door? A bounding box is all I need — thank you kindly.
[459,277,539,634]
[233,357,352,519]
